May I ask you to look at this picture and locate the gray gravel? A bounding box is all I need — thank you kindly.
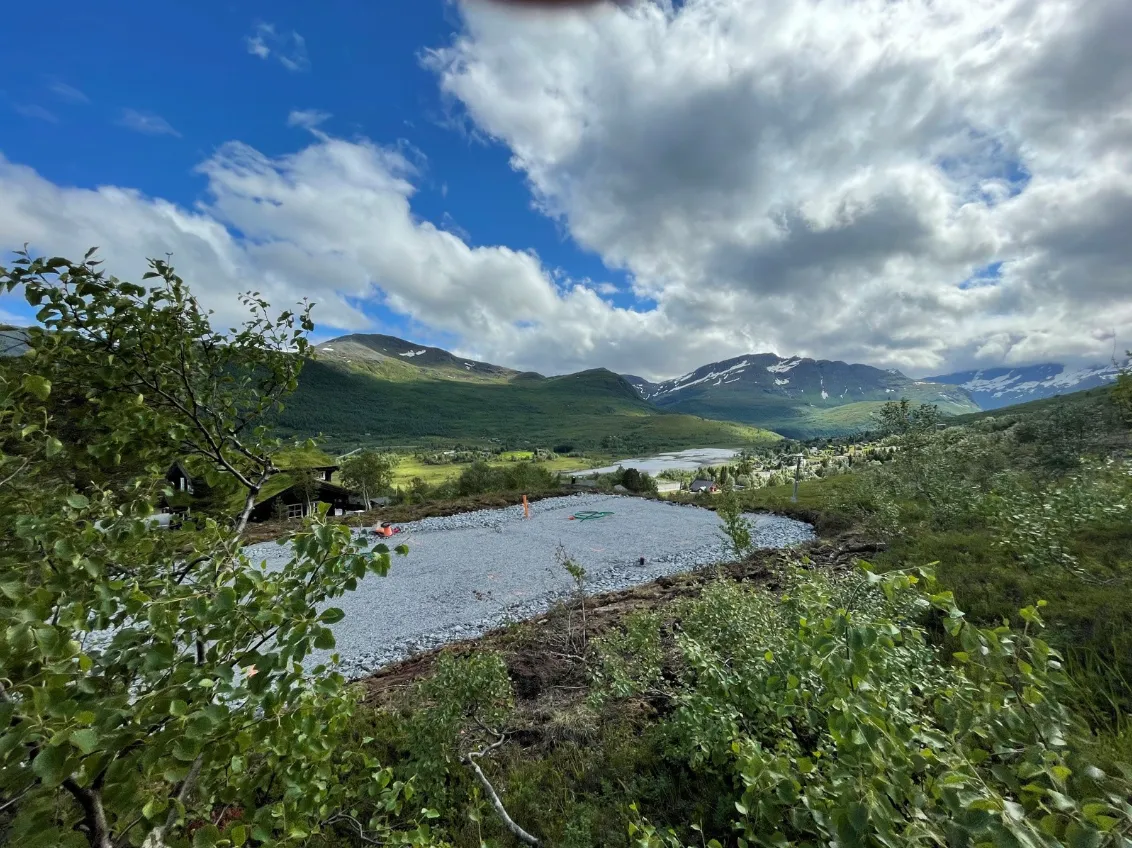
[244,494,814,678]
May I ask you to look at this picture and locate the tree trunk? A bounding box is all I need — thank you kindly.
[64,781,112,848]
[236,487,259,534]
[236,470,270,534]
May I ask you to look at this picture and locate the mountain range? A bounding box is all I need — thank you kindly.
[924,363,1125,410]
[4,322,1122,444]
[621,354,979,439]
[276,334,779,451]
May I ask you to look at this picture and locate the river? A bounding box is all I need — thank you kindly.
[568,447,739,477]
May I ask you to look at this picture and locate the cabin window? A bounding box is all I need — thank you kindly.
[286,503,304,519]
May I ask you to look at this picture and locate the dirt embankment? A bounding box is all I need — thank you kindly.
[361,531,884,713]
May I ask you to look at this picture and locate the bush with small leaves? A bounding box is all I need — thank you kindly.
[609,567,1132,847]
[0,252,435,848]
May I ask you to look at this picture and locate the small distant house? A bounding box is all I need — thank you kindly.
[655,480,681,494]
[166,460,196,495]
[250,478,364,522]
[689,479,720,494]
[161,460,209,516]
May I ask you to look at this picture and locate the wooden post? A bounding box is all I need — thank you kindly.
[522,495,530,519]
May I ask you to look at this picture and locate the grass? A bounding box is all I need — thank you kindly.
[389,454,606,487]
[274,445,337,468]
[952,385,1118,424]
[648,376,978,439]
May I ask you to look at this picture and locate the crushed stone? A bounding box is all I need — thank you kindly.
[243,494,814,677]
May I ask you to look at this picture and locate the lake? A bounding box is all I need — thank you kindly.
[567,447,739,477]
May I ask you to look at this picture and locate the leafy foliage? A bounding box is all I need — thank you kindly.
[619,467,659,494]
[715,491,753,559]
[1114,354,1132,429]
[0,252,434,848]
[339,449,396,509]
[606,568,1132,847]
[1,250,314,531]
[404,652,515,805]
[874,398,941,438]
[450,460,557,498]
[989,459,1130,582]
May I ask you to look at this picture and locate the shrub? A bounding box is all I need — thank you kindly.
[609,567,1132,847]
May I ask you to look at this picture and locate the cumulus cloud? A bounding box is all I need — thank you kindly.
[3,0,1130,383]
[422,0,1132,376]
[116,109,181,137]
[287,109,332,130]
[0,138,647,374]
[246,23,310,72]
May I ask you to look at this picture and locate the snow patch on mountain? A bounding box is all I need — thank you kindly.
[927,362,1122,409]
[928,360,1122,407]
[767,357,801,374]
[652,360,750,397]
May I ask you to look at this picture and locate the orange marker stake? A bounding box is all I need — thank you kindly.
[522,495,530,519]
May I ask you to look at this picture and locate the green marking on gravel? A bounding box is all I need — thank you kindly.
[571,511,614,521]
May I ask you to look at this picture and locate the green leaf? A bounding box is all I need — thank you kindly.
[192,824,221,847]
[230,825,247,846]
[66,494,90,509]
[319,607,345,625]
[31,743,69,787]
[143,797,168,820]
[314,628,336,650]
[22,373,52,400]
[70,728,98,754]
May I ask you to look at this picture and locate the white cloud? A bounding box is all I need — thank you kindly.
[246,23,310,72]
[50,82,89,104]
[0,137,631,370]
[3,0,1131,383]
[421,0,1132,377]
[14,104,58,123]
[287,109,331,130]
[116,109,181,137]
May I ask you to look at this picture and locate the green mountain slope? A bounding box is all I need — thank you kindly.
[950,385,1121,425]
[625,353,979,438]
[276,355,781,452]
[312,334,519,383]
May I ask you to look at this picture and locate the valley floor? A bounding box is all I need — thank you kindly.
[243,494,813,678]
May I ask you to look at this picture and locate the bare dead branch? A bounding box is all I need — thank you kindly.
[462,731,540,847]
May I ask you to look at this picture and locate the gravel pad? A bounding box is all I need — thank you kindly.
[244,494,814,677]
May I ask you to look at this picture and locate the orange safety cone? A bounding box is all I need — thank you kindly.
[522,495,530,519]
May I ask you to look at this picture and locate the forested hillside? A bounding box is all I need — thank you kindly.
[276,358,780,452]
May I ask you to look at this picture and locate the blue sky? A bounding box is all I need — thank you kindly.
[0,0,632,343]
[1,0,1128,378]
